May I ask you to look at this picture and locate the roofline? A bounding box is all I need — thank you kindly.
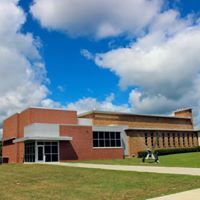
[174,108,192,113]
[25,106,76,113]
[3,107,77,122]
[125,128,196,132]
[78,110,192,120]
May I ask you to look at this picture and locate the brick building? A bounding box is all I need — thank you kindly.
[2,107,199,163]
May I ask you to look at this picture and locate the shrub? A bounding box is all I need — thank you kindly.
[138,146,200,158]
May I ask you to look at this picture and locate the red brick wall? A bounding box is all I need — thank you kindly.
[3,108,78,163]
[29,108,77,125]
[174,109,192,118]
[2,113,19,163]
[59,125,123,161]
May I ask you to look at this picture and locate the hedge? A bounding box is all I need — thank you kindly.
[138,146,200,158]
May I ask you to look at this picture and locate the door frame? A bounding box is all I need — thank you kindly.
[36,145,45,162]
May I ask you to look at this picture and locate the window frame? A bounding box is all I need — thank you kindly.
[93,131,122,148]
[167,133,171,147]
[162,133,165,147]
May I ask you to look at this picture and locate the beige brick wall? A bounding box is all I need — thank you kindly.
[126,130,198,156]
[81,113,193,130]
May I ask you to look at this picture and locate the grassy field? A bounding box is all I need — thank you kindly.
[0,164,200,200]
[83,152,200,168]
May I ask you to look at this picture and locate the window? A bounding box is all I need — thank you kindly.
[192,133,194,146]
[178,133,181,146]
[145,133,148,146]
[93,132,121,148]
[24,141,59,162]
[24,142,35,162]
[167,133,170,147]
[151,132,154,147]
[187,133,190,146]
[182,133,185,146]
[172,133,176,147]
[156,132,160,148]
[42,142,59,162]
[162,133,165,147]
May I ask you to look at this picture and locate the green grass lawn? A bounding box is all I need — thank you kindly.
[82,152,200,168]
[0,164,199,200]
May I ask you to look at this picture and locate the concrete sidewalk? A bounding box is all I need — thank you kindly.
[47,162,200,176]
[147,188,200,200]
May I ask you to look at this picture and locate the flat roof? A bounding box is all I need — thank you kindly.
[3,107,77,122]
[78,110,191,120]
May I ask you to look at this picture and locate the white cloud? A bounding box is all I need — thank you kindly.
[80,49,94,60]
[129,90,176,114]
[57,85,65,93]
[67,93,130,114]
[41,99,62,108]
[0,0,57,127]
[95,26,200,97]
[0,128,2,139]
[30,0,162,39]
[92,9,200,127]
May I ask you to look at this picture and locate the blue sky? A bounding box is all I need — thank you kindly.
[1,0,200,136]
[19,0,132,105]
[20,0,200,105]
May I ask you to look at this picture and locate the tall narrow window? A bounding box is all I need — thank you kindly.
[145,133,148,146]
[178,133,181,146]
[182,133,185,146]
[192,133,194,146]
[187,133,190,146]
[196,132,198,146]
[151,132,154,147]
[24,142,35,162]
[172,133,176,147]
[156,132,160,148]
[167,133,170,147]
[162,133,165,147]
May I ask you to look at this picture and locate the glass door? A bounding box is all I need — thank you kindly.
[37,145,44,162]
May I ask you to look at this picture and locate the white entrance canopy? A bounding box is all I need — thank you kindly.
[13,136,72,143]
[13,123,72,143]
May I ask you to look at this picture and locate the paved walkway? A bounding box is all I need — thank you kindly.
[47,162,200,176]
[147,188,200,200]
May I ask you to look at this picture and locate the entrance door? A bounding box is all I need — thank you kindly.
[37,145,45,162]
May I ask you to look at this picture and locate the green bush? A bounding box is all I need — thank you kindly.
[138,146,200,158]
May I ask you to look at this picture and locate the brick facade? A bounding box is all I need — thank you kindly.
[59,125,123,161]
[2,108,123,163]
[2,107,199,163]
[2,108,77,163]
[126,130,199,156]
[80,112,193,130]
[80,109,198,156]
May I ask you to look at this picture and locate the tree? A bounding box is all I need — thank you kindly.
[0,140,2,163]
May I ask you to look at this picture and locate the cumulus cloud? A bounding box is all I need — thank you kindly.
[92,8,200,126]
[30,0,200,127]
[95,24,200,97]
[30,0,162,39]
[0,0,58,128]
[80,49,94,60]
[67,93,130,114]
[95,25,200,125]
